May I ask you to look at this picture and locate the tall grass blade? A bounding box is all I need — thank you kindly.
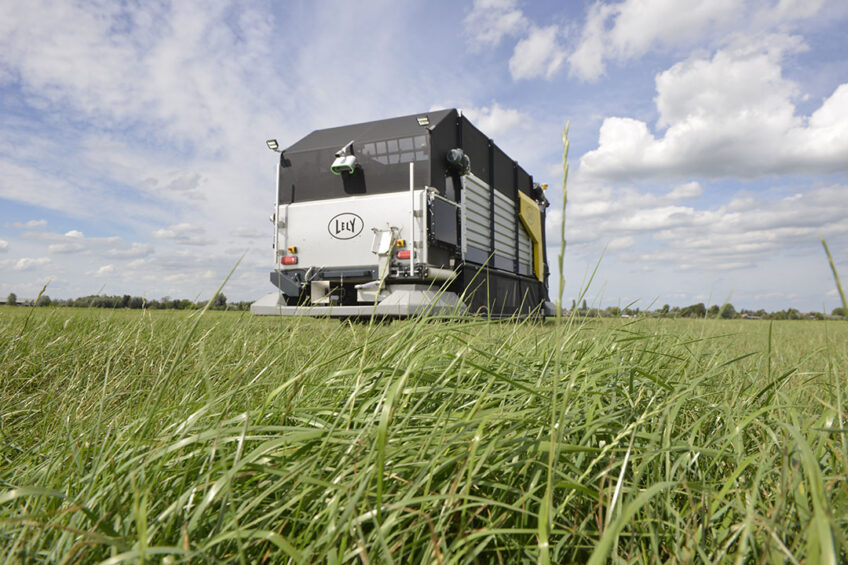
[822,238,848,320]
[556,122,570,321]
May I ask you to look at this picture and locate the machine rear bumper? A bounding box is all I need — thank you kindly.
[250,285,466,317]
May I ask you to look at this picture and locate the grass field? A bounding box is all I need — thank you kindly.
[1,306,846,563]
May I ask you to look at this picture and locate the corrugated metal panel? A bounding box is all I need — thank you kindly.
[463,174,491,253]
[493,186,516,260]
[462,172,536,274]
[518,221,532,274]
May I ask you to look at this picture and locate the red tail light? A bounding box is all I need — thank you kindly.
[282,256,298,265]
[396,249,411,260]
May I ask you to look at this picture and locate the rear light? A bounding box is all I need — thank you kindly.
[395,239,405,248]
[396,249,411,260]
[282,256,298,265]
[287,246,298,254]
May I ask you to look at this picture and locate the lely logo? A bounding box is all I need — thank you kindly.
[328,213,363,240]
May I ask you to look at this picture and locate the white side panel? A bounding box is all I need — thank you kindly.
[278,191,426,270]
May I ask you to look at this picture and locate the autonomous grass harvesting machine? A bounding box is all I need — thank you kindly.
[251,109,555,318]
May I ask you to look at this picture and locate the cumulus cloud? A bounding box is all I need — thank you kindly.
[569,0,739,81]
[567,3,617,82]
[4,219,47,229]
[26,229,123,255]
[566,0,828,81]
[509,26,566,80]
[0,0,286,241]
[756,0,828,24]
[0,239,8,252]
[0,1,283,153]
[667,182,703,200]
[464,1,565,81]
[461,103,529,138]
[482,0,826,83]
[13,257,51,271]
[566,181,848,271]
[464,0,529,50]
[580,36,848,179]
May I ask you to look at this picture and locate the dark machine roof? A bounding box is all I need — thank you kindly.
[285,109,457,153]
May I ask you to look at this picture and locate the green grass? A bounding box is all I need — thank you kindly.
[1,306,846,563]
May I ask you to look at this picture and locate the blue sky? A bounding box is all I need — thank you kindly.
[1,0,847,311]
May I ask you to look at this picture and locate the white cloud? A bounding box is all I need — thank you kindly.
[0,1,283,153]
[153,223,197,239]
[756,0,828,24]
[105,243,152,259]
[94,265,115,277]
[4,219,47,229]
[0,0,284,236]
[464,0,529,50]
[566,181,848,271]
[0,240,8,252]
[48,242,86,254]
[566,0,827,81]
[567,2,617,82]
[461,103,528,138]
[569,0,739,81]
[607,236,635,251]
[546,208,563,243]
[0,1,478,303]
[619,205,696,231]
[654,34,805,128]
[24,230,122,256]
[667,182,703,200]
[580,36,848,179]
[609,0,738,57]
[0,1,843,311]
[152,223,211,246]
[0,158,88,215]
[464,1,566,82]
[14,257,51,271]
[127,258,147,269]
[229,227,265,239]
[509,26,566,80]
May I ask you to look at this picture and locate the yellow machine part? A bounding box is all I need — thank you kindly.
[517,191,544,282]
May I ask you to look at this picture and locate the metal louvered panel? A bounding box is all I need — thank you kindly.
[462,173,523,271]
[518,221,532,275]
[462,174,492,255]
[493,186,516,260]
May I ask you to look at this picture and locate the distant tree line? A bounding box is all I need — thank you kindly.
[4,292,846,319]
[567,300,846,321]
[5,292,252,311]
